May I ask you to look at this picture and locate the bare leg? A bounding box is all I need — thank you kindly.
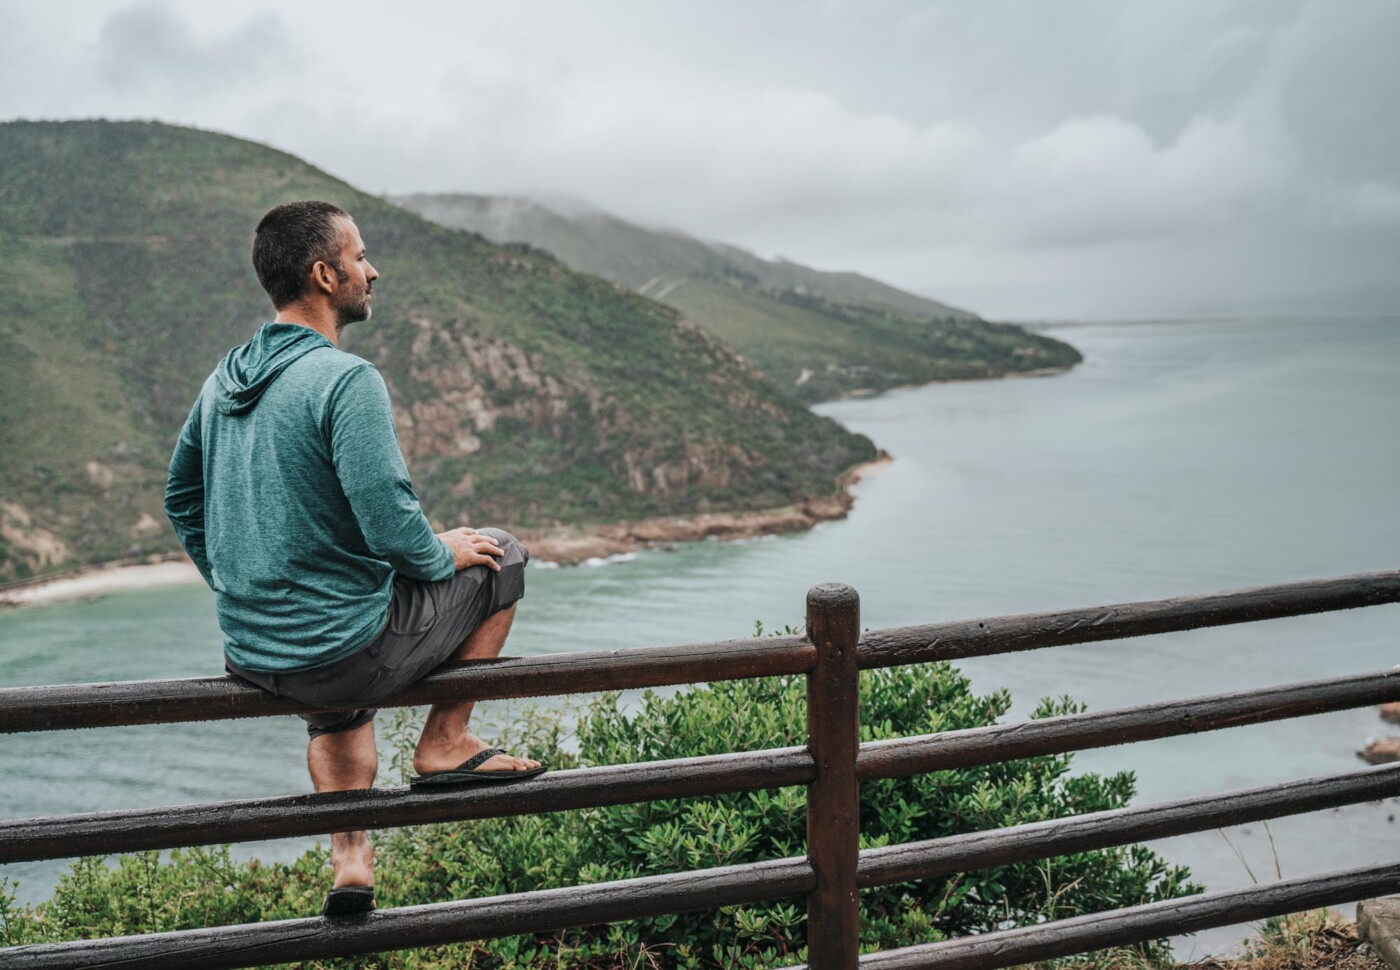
[412,603,541,774]
[307,720,378,889]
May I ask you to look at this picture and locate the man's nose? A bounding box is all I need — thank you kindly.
[366,261,379,281]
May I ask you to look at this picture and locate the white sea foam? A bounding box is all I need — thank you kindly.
[581,552,639,568]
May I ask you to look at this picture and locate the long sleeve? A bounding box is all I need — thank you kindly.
[164,397,214,586]
[326,364,456,582]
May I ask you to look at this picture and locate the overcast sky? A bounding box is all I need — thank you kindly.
[3,1,1397,319]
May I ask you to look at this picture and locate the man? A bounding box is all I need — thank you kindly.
[164,200,542,918]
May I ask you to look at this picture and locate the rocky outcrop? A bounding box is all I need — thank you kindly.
[392,317,592,464]
[386,315,774,508]
[1,502,70,575]
[521,455,890,564]
[521,494,854,565]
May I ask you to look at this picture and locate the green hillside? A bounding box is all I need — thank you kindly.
[0,120,876,582]
[396,193,1082,402]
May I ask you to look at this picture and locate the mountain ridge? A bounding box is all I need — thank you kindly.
[401,192,977,319]
[0,120,876,582]
[396,192,1082,402]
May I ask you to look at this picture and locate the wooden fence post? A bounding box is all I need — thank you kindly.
[805,582,862,968]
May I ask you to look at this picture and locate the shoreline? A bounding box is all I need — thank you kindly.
[833,362,1075,400]
[0,455,895,609]
[522,453,893,565]
[0,555,204,609]
[0,361,1068,608]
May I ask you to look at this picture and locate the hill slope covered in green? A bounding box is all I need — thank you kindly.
[0,121,876,582]
[396,194,1082,402]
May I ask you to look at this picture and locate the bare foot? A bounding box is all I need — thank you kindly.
[331,832,375,890]
[413,730,541,776]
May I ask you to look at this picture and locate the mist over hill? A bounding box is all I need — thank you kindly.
[397,193,1082,402]
[0,120,877,582]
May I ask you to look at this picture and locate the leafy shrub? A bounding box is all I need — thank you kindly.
[1,661,1195,968]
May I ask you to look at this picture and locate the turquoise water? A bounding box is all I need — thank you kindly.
[2,316,1398,954]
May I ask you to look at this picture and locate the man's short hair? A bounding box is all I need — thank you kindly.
[252,201,351,309]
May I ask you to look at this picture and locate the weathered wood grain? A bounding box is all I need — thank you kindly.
[8,669,1399,862]
[805,583,862,969]
[858,762,1400,886]
[858,569,1400,668]
[0,858,816,970]
[0,748,815,864]
[6,764,1399,967]
[3,570,1397,968]
[4,570,1395,734]
[0,635,815,732]
[847,862,1400,969]
[857,668,1400,778]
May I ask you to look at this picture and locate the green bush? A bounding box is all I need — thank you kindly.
[1,661,1195,968]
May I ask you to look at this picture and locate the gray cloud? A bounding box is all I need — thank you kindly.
[1,0,1396,318]
[94,2,287,92]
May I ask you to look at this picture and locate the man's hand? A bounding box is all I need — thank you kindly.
[437,527,503,572]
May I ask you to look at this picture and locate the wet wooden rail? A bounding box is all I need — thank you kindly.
[1,570,1397,969]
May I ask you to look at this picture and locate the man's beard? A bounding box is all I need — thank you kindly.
[335,292,372,329]
[333,276,372,330]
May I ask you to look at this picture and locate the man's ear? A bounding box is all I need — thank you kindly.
[310,260,337,296]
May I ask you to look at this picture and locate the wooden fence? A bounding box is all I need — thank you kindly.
[1,570,1399,968]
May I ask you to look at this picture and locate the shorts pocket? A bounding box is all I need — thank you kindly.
[389,580,438,635]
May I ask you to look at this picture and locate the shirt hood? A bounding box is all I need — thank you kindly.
[213,323,332,415]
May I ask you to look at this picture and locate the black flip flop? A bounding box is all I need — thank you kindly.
[322,885,375,917]
[409,747,547,788]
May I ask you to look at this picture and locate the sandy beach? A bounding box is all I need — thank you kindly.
[0,559,205,609]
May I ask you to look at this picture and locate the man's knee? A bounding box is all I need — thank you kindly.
[478,527,529,567]
[303,708,377,740]
[477,527,527,610]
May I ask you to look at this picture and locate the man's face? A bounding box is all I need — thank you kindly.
[330,217,379,329]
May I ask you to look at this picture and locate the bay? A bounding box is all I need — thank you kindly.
[2,315,1397,956]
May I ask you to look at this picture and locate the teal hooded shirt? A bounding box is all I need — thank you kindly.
[165,323,456,672]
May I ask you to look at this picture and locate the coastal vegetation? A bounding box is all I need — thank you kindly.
[0,120,878,583]
[397,193,1083,402]
[1,661,1193,967]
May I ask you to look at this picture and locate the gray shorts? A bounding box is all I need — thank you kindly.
[227,528,528,738]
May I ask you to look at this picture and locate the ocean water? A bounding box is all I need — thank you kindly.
[2,315,1397,955]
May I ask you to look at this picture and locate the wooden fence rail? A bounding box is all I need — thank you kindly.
[5,571,1396,734]
[4,859,819,970]
[8,832,1400,969]
[857,667,1400,777]
[823,862,1400,970]
[7,668,1400,865]
[1,571,1398,969]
